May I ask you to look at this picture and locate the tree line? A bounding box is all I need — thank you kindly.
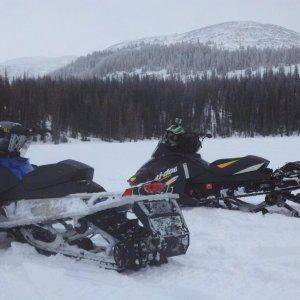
[53,43,300,79]
[0,68,299,142]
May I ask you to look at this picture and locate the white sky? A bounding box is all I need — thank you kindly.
[0,0,299,61]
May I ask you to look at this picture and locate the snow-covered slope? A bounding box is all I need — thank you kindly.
[53,21,300,80]
[109,21,300,51]
[1,137,300,299]
[104,63,300,81]
[0,56,76,79]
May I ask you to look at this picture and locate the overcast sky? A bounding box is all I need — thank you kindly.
[0,0,299,61]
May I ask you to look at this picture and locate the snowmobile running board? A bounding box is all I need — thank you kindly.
[0,192,178,228]
[0,192,189,271]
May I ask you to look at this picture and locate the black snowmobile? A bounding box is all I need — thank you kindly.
[128,127,300,218]
[0,122,189,271]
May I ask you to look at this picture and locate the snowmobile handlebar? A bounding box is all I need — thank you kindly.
[0,126,51,137]
[197,133,212,148]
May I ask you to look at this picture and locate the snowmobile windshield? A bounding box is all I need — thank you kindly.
[0,133,31,157]
[153,132,201,158]
[151,141,174,158]
[177,132,202,154]
[9,133,31,156]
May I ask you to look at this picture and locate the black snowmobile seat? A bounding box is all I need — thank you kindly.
[22,159,94,191]
[209,155,270,176]
[0,160,104,202]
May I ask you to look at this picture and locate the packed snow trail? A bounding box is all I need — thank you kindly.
[1,137,300,300]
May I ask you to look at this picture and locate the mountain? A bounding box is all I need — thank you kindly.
[0,56,76,79]
[53,21,300,80]
[109,21,300,51]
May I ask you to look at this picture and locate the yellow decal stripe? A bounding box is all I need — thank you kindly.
[165,175,178,186]
[129,176,136,182]
[217,160,238,169]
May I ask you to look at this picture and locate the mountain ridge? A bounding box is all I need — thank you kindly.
[0,56,77,79]
[52,20,300,80]
[5,21,300,80]
[108,21,300,51]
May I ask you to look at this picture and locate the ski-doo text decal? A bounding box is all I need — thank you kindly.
[155,167,178,181]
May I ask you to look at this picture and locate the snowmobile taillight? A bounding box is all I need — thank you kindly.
[122,188,134,197]
[205,183,213,190]
[143,182,165,194]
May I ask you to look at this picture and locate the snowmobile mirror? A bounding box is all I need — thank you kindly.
[197,133,212,148]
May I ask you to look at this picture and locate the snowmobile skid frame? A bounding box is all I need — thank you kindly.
[194,186,300,217]
[0,191,189,271]
[186,164,300,217]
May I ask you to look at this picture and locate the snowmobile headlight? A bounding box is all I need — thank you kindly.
[122,188,134,197]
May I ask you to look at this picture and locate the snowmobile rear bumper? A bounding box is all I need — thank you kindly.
[132,198,189,257]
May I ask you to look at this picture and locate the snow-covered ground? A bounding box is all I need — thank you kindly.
[1,137,300,300]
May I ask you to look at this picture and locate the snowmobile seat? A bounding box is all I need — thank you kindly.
[22,159,94,190]
[0,160,104,202]
[209,155,269,177]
